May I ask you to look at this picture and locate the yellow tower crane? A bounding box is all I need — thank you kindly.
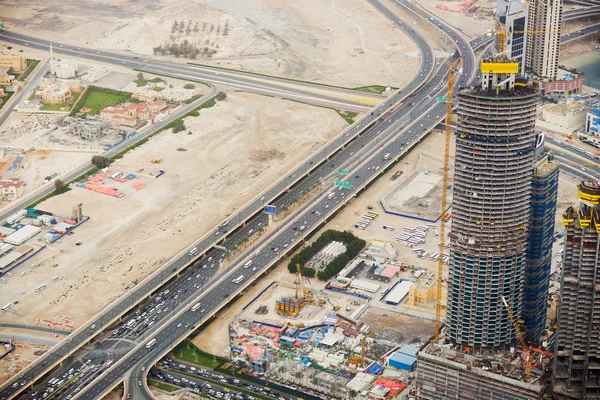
[500,294,532,381]
[411,0,461,343]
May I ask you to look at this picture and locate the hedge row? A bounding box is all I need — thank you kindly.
[287,230,365,281]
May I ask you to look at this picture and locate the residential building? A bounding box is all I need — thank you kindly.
[63,116,111,140]
[148,100,167,113]
[0,178,24,202]
[100,101,159,127]
[526,0,563,79]
[37,78,81,105]
[496,0,529,75]
[523,153,559,341]
[541,74,583,96]
[0,55,27,73]
[554,180,600,399]
[446,59,538,348]
[540,99,588,133]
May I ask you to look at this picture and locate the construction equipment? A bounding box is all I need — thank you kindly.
[295,263,314,302]
[347,311,407,369]
[500,294,532,381]
[411,0,461,344]
[319,289,340,311]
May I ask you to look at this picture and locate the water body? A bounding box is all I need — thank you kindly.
[563,51,600,89]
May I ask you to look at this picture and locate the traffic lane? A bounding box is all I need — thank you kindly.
[151,366,293,400]
[10,10,454,396]
[2,14,438,398]
[79,98,449,399]
[158,357,310,400]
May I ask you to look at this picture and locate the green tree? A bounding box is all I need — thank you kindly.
[173,124,186,133]
[54,179,66,192]
[184,83,195,90]
[216,92,227,101]
[91,155,110,169]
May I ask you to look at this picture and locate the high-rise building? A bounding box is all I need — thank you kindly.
[526,0,563,79]
[496,0,529,75]
[554,180,600,399]
[523,152,559,341]
[446,59,539,348]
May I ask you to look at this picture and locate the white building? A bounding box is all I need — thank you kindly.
[49,44,79,79]
[526,0,563,79]
[541,98,588,133]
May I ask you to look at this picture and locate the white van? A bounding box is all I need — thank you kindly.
[189,247,198,256]
[233,275,245,284]
[244,260,253,269]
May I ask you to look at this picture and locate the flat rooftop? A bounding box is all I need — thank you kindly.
[419,334,552,388]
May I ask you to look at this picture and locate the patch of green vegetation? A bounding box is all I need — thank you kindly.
[152,86,164,92]
[17,59,40,81]
[335,109,359,125]
[0,92,14,111]
[173,341,226,369]
[70,86,132,116]
[183,93,202,104]
[148,379,179,393]
[352,85,394,94]
[6,46,12,50]
[27,92,36,101]
[184,83,195,89]
[148,77,165,83]
[39,96,78,111]
[133,68,210,88]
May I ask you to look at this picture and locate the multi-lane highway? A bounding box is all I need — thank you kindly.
[64,1,479,398]
[0,3,441,398]
[1,1,495,398]
[0,30,382,113]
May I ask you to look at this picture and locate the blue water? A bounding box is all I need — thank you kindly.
[563,51,600,89]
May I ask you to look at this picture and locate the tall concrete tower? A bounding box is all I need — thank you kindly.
[554,180,600,399]
[526,0,563,79]
[523,151,559,341]
[446,60,539,348]
[496,0,529,75]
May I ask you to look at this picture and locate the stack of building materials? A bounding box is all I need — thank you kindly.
[275,297,305,317]
[395,225,430,247]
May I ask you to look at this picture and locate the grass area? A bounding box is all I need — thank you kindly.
[40,96,78,111]
[148,77,165,84]
[184,83,196,90]
[148,379,180,393]
[16,59,40,82]
[71,86,132,115]
[152,86,164,92]
[335,109,359,124]
[0,92,14,111]
[134,76,147,87]
[173,341,226,369]
[27,92,36,101]
[352,85,395,94]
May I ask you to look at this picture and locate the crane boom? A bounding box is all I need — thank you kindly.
[500,294,531,380]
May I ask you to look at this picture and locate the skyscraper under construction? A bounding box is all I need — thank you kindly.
[446,60,539,348]
[554,180,600,399]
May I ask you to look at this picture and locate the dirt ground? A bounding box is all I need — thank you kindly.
[0,0,419,88]
[360,306,434,345]
[0,92,347,332]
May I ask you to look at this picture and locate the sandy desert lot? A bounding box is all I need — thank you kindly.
[0,92,347,330]
[0,0,420,88]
